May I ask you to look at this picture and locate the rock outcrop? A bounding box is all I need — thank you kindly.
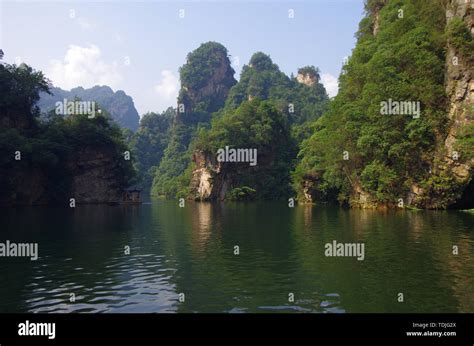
[411,0,473,209]
[189,150,230,201]
[300,0,473,209]
[1,68,133,206]
[0,147,126,206]
[67,147,126,204]
[439,0,473,203]
[296,71,318,87]
[177,42,236,124]
[151,42,237,197]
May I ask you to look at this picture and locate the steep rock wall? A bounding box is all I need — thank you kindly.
[411,0,473,209]
[189,150,230,201]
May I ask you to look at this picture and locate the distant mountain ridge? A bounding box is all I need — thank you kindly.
[38,85,140,131]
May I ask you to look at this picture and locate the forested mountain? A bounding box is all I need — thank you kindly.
[140,0,472,208]
[190,99,295,200]
[225,53,328,125]
[127,107,174,192]
[135,43,330,199]
[0,63,135,206]
[293,0,473,209]
[3,0,471,209]
[178,42,237,124]
[149,42,237,197]
[38,85,140,131]
[186,52,329,200]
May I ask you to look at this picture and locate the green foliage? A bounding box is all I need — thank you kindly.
[248,52,276,71]
[226,186,257,201]
[0,63,50,119]
[151,123,194,197]
[152,42,238,197]
[419,171,461,209]
[226,52,329,127]
[151,44,330,200]
[360,160,398,202]
[180,41,234,90]
[0,62,135,204]
[195,99,296,199]
[294,0,450,205]
[175,162,195,199]
[297,66,320,80]
[226,52,286,107]
[454,122,474,162]
[178,42,236,119]
[128,108,174,190]
[0,128,31,168]
[446,17,474,59]
[364,0,387,12]
[147,48,328,201]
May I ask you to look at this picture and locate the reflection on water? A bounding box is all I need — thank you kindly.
[0,200,473,313]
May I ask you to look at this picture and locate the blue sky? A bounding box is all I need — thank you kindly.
[1,0,365,115]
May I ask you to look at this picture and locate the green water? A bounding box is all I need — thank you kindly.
[0,200,473,313]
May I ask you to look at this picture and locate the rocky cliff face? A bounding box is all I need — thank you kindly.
[150,42,237,198]
[296,72,317,86]
[0,167,48,206]
[189,150,230,201]
[411,0,473,209]
[177,42,236,124]
[180,56,235,114]
[301,0,473,209]
[1,92,131,206]
[67,147,125,204]
[0,148,125,206]
[371,1,386,36]
[438,0,473,205]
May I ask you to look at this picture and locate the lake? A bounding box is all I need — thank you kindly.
[0,200,473,313]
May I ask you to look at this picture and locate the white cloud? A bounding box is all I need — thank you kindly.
[321,73,339,98]
[48,44,122,90]
[154,70,179,100]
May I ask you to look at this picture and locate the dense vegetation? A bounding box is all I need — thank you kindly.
[126,107,174,192]
[149,42,237,197]
[0,62,135,205]
[142,48,329,199]
[4,0,471,209]
[194,98,296,199]
[293,0,472,207]
[225,53,328,126]
[178,41,237,123]
[150,122,195,197]
[183,52,329,200]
